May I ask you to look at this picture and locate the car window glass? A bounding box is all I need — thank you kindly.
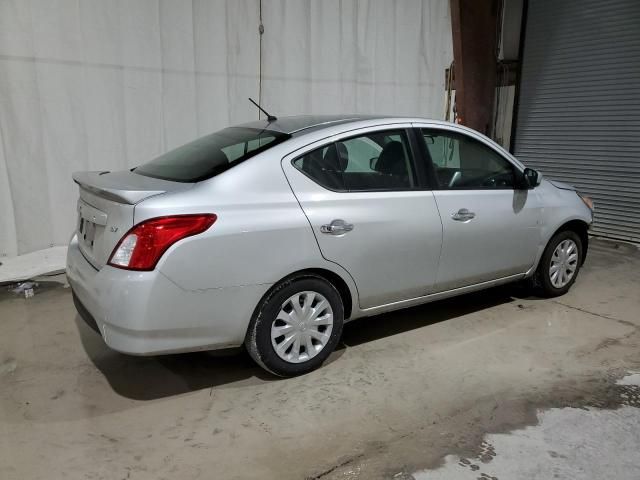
[341,130,415,190]
[293,144,344,190]
[246,136,276,153]
[421,130,514,189]
[293,130,416,191]
[221,143,245,162]
[221,135,276,162]
[424,133,460,169]
[135,127,289,182]
[343,137,381,172]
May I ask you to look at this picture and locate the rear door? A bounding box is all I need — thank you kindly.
[413,125,542,291]
[282,125,443,309]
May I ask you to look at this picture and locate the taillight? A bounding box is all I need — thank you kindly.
[108,214,216,271]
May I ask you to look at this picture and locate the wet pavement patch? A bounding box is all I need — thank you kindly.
[411,372,640,480]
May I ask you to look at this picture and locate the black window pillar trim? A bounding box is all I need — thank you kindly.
[408,127,439,190]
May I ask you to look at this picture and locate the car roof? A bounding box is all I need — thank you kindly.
[237,114,525,170]
[238,115,399,136]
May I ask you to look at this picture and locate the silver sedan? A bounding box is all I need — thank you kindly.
[67,115,594,376]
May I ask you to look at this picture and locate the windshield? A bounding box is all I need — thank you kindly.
[134,127,290,182]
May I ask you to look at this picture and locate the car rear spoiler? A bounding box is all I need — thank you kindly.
[72,171,169,205]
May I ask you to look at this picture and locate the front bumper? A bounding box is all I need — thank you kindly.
[66,234,270,355]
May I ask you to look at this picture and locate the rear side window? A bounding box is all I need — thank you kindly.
[293,130,416,191]
[135,127,290,182]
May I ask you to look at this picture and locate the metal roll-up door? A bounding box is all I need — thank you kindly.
[514,0,640,243]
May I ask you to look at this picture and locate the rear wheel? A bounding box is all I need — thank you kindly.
[245,275,344,377]
[534,230,583,297]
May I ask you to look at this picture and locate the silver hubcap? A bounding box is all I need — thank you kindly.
[271,291,334,364]
[549,239,579,288]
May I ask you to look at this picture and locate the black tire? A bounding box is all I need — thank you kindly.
[245,275,344,377]
[534,230,583,297]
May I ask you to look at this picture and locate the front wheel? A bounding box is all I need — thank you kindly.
[245,275,344,377]
[534,230,583,297]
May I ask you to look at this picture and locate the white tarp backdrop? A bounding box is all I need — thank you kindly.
[0,0,452,258]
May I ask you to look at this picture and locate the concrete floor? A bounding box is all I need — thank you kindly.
[1,238,639,480]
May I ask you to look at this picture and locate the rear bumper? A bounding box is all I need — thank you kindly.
[66,234,270,355]
[72,291,100,333]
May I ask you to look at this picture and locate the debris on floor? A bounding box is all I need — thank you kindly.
[9,281,39,298]
[0,246,67,284]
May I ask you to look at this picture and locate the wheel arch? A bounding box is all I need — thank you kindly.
[550,219,590,265]
[250,268,355,325]
[304,268,354,320]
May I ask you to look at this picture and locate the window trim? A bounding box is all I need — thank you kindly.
[290,127,430,193]
[408,128,439,190]
[416,127,522,191]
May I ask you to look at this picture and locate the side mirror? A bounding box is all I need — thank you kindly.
[521,167,540,189]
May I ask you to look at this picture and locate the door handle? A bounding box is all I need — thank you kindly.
[320,219,354,235]
[451,208,476,222]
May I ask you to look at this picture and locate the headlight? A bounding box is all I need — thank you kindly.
[577,192,594,211]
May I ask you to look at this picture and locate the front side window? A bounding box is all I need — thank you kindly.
[421,130,515,189]
[293,130,416,191]
[135,127,289,182]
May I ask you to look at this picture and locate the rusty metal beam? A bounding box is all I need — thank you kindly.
[450,0,500,135]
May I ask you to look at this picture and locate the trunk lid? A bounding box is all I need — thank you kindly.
[72,170,192,269]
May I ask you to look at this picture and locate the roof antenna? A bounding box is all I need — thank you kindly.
[248,97,277,122]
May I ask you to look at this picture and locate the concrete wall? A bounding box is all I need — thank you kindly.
[0,0,452,258]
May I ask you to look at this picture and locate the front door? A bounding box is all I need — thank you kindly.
[415,126,542,291]
[282,125,443,309]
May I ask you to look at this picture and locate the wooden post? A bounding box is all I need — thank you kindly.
[450,0,499,135]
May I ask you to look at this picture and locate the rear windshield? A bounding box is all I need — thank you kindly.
[134,127,290,182]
